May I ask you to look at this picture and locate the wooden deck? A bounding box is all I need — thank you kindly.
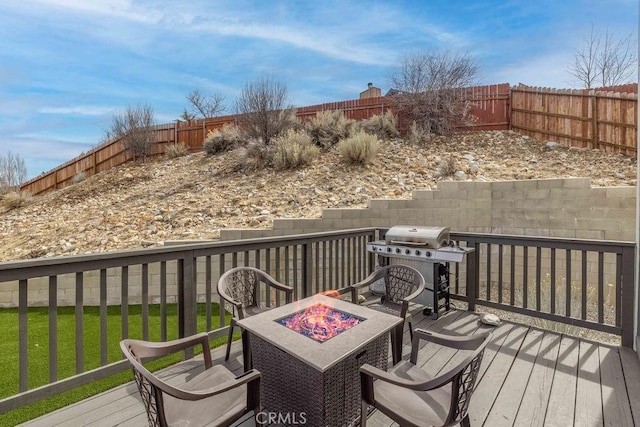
[22,309,640,427]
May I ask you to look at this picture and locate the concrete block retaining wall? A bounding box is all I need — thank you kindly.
[0,178,634,307]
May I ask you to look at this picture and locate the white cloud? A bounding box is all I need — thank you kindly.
[39,106,113,116]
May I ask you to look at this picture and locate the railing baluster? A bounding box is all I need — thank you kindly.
[486,243,492,301]
[100,269,107,365]
[598,252,604,324]
[48,276,58,383]
[523,246,528,309]
[121,266,128,340]
[536,247,541,312]
[551,248,556,314]
[566,250,572,318]
[75,272,84,374]
[581,250,587,320]
[510,245,515,306]
[18,279,28,392]
[498,244,503,304]
[314,242,320,293]
[205,256,212,330]
[161,261,167,341]
[142,264,149,340]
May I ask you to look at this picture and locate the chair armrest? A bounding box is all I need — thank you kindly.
[138,361,262,402]
[121,333,212,362]
[217,288,243,312]
[350,271,383,304]
[261,274,294,303]
[402,283,426,303]
[411,329,491,352]
[360,363,451,392]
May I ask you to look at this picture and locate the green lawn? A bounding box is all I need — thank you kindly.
[0,303,233,425]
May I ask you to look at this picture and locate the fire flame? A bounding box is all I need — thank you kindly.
[278,303,363,343]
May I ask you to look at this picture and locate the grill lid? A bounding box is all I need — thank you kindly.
[384,225,450,248]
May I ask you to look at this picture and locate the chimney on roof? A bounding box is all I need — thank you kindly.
[360,82,381,99]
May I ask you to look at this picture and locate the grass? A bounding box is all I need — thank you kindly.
[0,303,234,425]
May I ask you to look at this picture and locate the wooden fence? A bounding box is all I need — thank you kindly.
[20,83,510,196]
[511,85,638,157]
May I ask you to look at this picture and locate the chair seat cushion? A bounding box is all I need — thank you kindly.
[164,365,247,427]
[374,361,452,427]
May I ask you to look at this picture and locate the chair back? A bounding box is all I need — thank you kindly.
[218,267,261,317]
[382,264,424,304]
[446,332,491,426]
[121,339,168,427]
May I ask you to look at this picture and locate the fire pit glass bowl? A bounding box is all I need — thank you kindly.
[275,303,365,343]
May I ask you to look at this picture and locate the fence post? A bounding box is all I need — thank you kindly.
[591,91,598,150]
[621,245,635,347]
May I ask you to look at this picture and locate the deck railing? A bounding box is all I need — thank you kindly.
[0,228,378,413]
[0,228,635,413]
[451,232,635,347]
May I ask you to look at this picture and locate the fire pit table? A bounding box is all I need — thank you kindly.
[237,294,402,427]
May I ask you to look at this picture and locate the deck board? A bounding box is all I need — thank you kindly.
[20,309,640,427]
[483,328,544,426]
[544,335,580,426]
[575,341,604,426]
[513,332,561,427]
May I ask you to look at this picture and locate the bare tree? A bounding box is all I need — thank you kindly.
[0,151,27,194]
[234,76,297,145]
[568,25,637,88]
[390,49,478,136]
[104,103,156,162]
[186,88,226,118]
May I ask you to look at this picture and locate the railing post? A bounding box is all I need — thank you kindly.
[178,251,198,358]
[466,238,479,312]
[621,245,635,347]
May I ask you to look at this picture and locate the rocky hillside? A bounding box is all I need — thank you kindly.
[1,131,636,262]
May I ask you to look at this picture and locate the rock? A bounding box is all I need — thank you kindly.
[0,130,636,262]
[545,141,560,150]
[454,171,467,180]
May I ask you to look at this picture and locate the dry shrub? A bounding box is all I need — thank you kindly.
[203,124,241,155]
[306,110,356,148]
[435,156,457,178]
[165,142,188,158]
[236,140,274,171]
[360,111,399,140]
[1,191,32,211]
[273,130,319,170]
[338,131,380,165]
[408,121,431,145]
[71,171,86,184]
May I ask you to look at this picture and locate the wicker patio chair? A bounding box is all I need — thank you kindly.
[217,266,293,365]
[350,264,425,364]
[359,329,492,427]
[120,332,261,427]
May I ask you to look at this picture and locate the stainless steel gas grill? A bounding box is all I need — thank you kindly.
[366,225,474,318]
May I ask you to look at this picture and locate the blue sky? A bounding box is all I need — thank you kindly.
[0,0,637,180]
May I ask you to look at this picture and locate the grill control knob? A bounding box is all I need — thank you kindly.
[386,247,393,253]
[405,249,411,255]
[425,251,432,257]
[395,248,401,254]
[415,250,421,256]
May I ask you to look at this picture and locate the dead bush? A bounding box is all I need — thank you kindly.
[1,191,32,211]
[71,171,86,184]
[435,156,457,179]
[360,111,399,140]
[305,110,356,148]
[272,130,319,170]
[236,140,274,171]
[204,124,241,155]
[165,142,188,158]
[407,121,432,145]
[338,131,380,165]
